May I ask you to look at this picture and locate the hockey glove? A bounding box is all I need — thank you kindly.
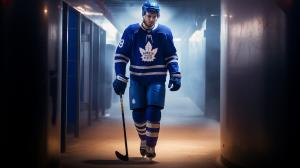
[113,75,128,95]
[168,73,181,91]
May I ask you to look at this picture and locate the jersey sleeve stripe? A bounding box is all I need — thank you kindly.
[115,60,128,64]
[166,60,178,66]
[165,55,178,61]
[115,54,130,61]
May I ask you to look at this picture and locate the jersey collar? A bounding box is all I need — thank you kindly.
[139,22,158,32]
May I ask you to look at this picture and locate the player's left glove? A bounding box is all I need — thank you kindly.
[168,72,181,91]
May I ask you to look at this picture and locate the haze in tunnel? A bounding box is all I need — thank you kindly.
[3,0,296,167]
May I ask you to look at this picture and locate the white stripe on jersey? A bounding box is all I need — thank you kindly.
[130,72,167,76]
[115,60,128,64]
[165,55,178,61]
[115,54,130,61]
[130,65,166,69]
[166,60,178,66]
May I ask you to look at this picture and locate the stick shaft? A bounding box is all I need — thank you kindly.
[120,95,128,156]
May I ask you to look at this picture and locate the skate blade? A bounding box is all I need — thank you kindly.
[148,157,154,161]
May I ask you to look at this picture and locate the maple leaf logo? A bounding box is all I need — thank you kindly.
[139,42,158,62]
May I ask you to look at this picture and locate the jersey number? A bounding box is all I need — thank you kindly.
[118,39,124,48]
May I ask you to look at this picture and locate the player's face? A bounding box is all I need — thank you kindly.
[143,12,159,28]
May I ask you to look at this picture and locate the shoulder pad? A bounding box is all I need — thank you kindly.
[155,24,172,35]
[125,23,140,34]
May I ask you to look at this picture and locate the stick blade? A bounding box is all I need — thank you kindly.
[115,151,129,161]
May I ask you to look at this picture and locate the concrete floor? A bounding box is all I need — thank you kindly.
[61,91,224,168]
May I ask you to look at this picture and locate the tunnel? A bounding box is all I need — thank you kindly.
[2,0,298,168]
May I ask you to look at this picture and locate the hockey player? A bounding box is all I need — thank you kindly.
[113,0,181,160]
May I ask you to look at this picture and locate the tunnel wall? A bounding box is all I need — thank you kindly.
[205,14,221,121]
[186,32,206,112]
[3,0,62,167]
[61,3,108,139]
[104,44,115,110]
[220,0,298,167]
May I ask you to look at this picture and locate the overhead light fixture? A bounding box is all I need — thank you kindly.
[44,8,48,15]
[83,4,92,10]
[75,6,103,16]
[74,5,118,44]
[101,19,118,44]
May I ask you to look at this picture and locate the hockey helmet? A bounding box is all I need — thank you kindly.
[142,0,160,16]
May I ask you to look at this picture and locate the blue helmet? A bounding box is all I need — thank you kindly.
[142,0,160,16]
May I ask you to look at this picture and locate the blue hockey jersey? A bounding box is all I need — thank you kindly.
[114,23,180,83]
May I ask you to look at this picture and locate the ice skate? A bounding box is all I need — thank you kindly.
[146,146,156,160]
[140,140,147,157]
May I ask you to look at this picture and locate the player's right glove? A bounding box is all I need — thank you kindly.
[168,72,181,91]
[113,74,128,95]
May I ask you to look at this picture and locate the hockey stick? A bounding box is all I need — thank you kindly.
[115,94,129,161]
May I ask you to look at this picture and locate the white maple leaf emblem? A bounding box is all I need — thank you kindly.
[139,42,158,62]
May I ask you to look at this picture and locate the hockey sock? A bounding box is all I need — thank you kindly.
[132,108,146,140]
[145,106,161,147]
